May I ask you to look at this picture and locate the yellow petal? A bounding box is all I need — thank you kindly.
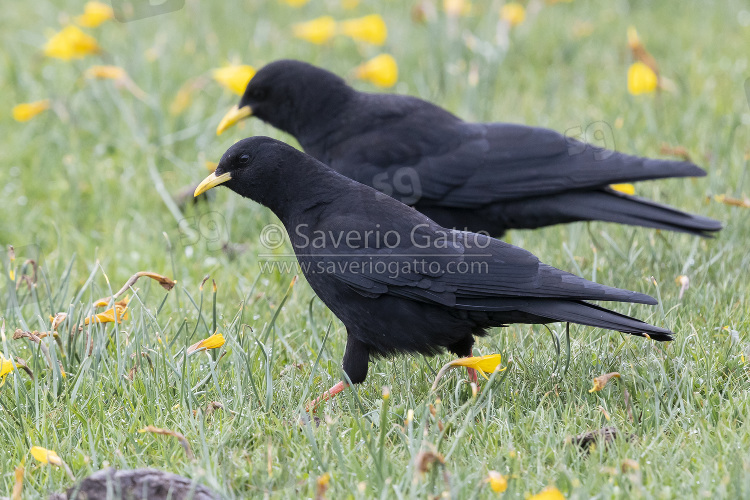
[44,25,100,60]
[0,354,15,378]
[280,0,310,6]
[444,0,472,17]
[85,65,127,80]
[627,62,658,95]
[487,471,508,493]
[339,14,388,45]
[76,1,114,27]
[187,333,225,354]
[84,305,128,325]
[589,372,620,393]
[355,54,398,88]
[212,65,256,96]
[30,446,62,466]
[293,16,337,45]
[529,486,565,500]
[12,100,51,122]
[609,183,635,195]
[500,3,526,26]
[448,354,504,380]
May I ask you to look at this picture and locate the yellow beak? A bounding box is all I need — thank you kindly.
[216,105,253,135]
[194,172,232,197]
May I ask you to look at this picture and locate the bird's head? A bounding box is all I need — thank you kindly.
[194,136,327,219]
[216,60,354,138]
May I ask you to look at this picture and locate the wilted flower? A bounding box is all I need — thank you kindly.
[212,65,256,95]
[30,446,62,466]
[487,471,508,493]
[12,100,50,122]
[293,16,337,44]
[85,65,127,80]
[187,333,225,354]
[76,1,114,27]
[529,487,565,500]
[609,183,635,195]
[355,54,398,88]
[627,61,658,95]
[44,25,100,60]
[589,372,620,393]
[500,3,526,26]
[84,305,128,325]
[339,14,388,45]
[50,312,68,330]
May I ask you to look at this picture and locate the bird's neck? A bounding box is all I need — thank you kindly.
[286,89,357,149]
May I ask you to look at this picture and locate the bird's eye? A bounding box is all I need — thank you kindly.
[239,154,250,164]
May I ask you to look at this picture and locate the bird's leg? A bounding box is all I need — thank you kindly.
[306,334,368,412]
[467,353,479,384]
[449,337,477,383]
[305,381,349,412]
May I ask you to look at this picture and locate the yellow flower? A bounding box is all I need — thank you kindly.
[627,61,658,95]
[589,372,620,393]
[487,471,508,493]
[293,16,337,45]
[212,65,256,96]
[500,3,526,26]
[0,354,15,378]
[280,0,310,6]
[444,0,472,17]
[529,486,565,500]
[339,14,388,45]
[355,54,398,88]
[85,65,127,80]
[341,0,360,9]
[609,183,635,195]
[76,1,114,27]
[12,100,51,122]
[448,353,504,380]
[84,305,128,325]
[187,333,225,354]
[30,446,63,466]
[44,26,100,60]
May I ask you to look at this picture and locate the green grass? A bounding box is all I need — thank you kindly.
[2,0,750,497]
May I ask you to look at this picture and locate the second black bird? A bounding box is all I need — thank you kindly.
[217,60,721,238]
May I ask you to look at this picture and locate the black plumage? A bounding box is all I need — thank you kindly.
[194,137,672,389]
[216,59,721,237]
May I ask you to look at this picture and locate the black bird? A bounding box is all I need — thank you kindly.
[216,59,721,238]
[195,137,672,405]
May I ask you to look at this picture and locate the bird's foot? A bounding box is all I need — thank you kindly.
[305,381,349,413]
[467,367,478,384]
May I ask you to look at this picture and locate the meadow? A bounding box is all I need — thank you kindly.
[2,0,750,498]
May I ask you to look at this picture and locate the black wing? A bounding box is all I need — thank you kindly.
[328,94,704,208]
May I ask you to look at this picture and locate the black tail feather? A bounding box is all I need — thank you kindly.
[519,300,673,341]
